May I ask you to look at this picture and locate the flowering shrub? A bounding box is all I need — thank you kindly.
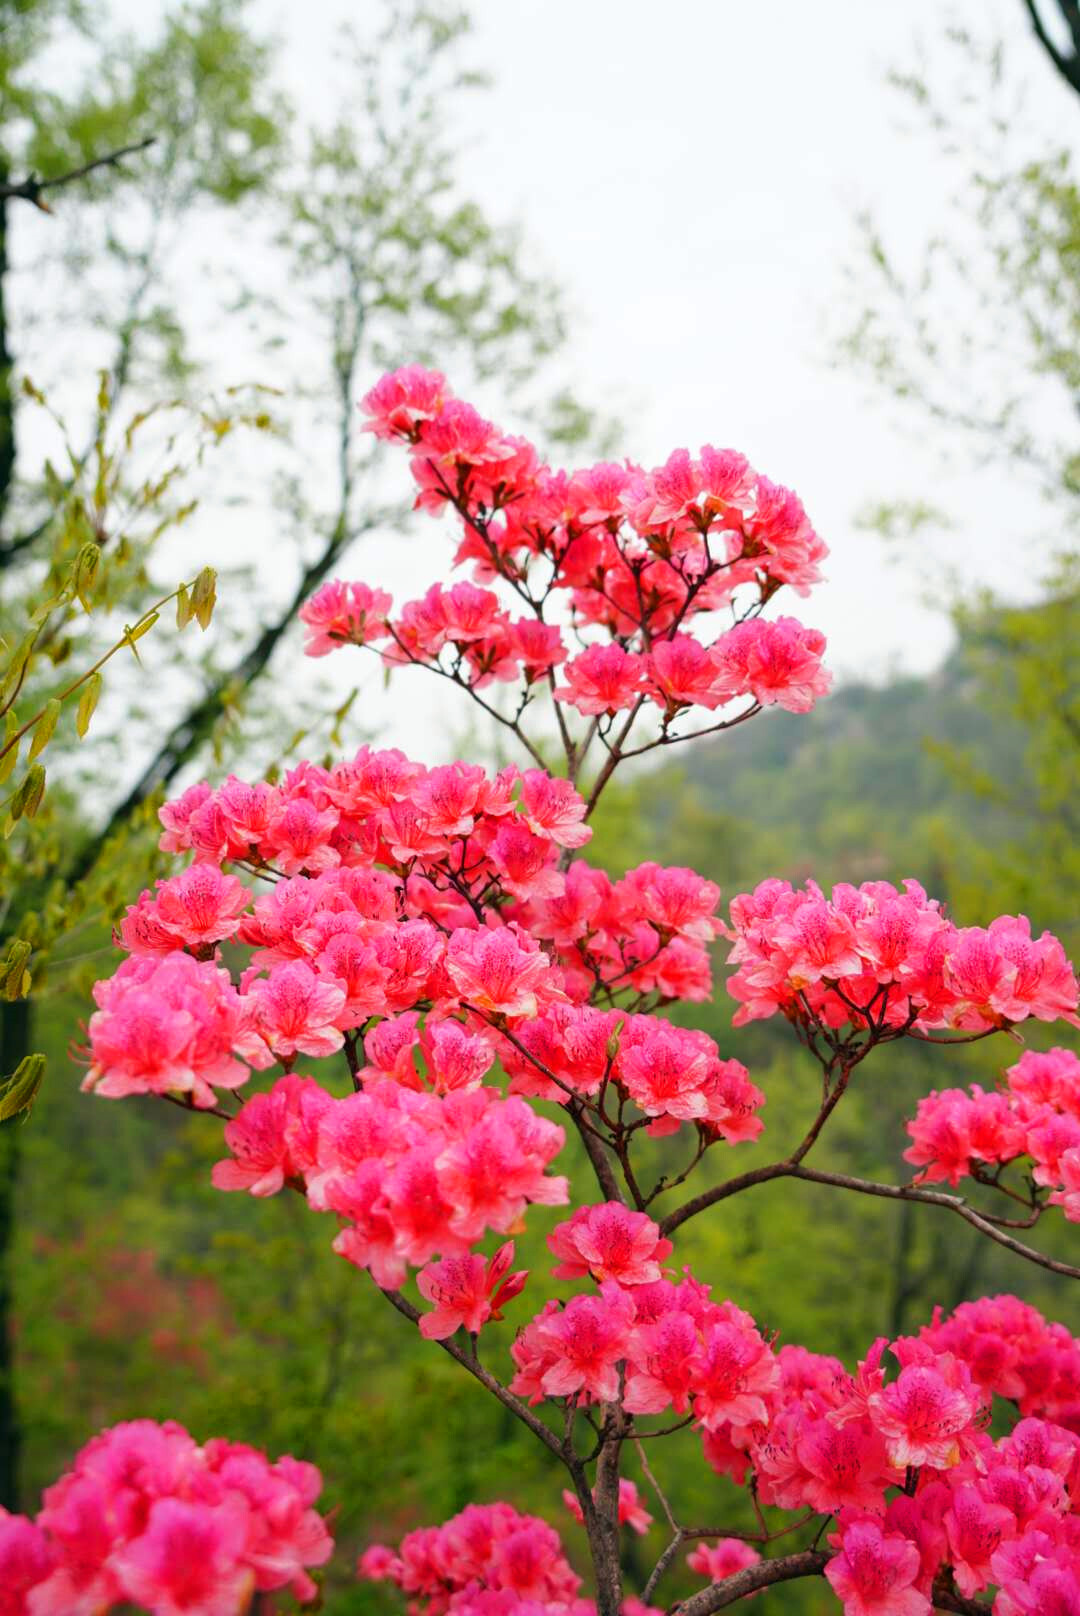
[0,1420,332,1614]
[74,368,1080,1615]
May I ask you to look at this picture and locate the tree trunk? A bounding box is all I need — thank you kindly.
[0,998,27,1510]
[0,168,15,534]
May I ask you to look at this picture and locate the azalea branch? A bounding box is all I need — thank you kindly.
[615,701,761,761]
[669,1549,988,1616]
[375,1285,570,1466]
[583,696,648,817]
[661,1157,1080,1281]
[635,1438,684,1603]
[158,1091,235,1123]
[377,632,549,770]
[670,1549,829,1614]
[789,1166,1080,1282]
[569,1099,626,1205]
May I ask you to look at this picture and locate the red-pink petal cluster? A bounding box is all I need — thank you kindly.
[547,1203,672,1287]
[356,1292,1080,1616]
[416,1242,529,1339]
[824,1515,926,1616]
[0,1420,331,1614]
[88,752,755,1159]
[685,1538,761,1584]
[916,1293,1080,1425]
[510,1274,779,1420]
[311,368,832,731]
[214,1075,566,1288]
[82,954,254,1108]
[726,878,1079,1033]
[358,1501,581,1616]
[904,1048,1080,1219]
[298,578,392,656]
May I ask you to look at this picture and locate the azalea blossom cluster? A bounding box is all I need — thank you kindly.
[84,752,760,1155]
[299,366,832,730]
[358,1501,584,1615]
[906,1046,1080,1217]
[510,1208,778,1422]
[212,1072,565,1289]
[724,878,1079,1034]
[739,1326,1080,1612]
[917,1293,1080,1428]
[366,1290,1080,1616]
[0,1419,332,1615]
[79,369,1080,1616]
[358,1490,754,1616]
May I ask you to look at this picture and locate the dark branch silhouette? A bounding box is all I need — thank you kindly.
[0,137,157,211]
[1022,0,1080,94]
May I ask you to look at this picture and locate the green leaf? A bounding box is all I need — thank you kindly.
[28,699,61,762]
[11,764,45,821]
[73,542,103,612]
[175,582,193,629]
[76,672,103,738]
[0,1055,46,1124]
[1,941,32,1002]
[0,714,19,786]
[190,566,217,630]
[122,615,159,663]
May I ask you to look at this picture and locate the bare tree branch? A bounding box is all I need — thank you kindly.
[661,1157,1080,1281]
[1021,0,1080,94]
[670,1551,828,1615]
[64,509,388,889]
[670,1548,987,1616]
[0,137,157,211]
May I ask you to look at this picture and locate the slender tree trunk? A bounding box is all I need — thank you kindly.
[0,168,15,534]
[0,154,22,1514]
[0,999,27,1510]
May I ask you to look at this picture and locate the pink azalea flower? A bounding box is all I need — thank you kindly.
[531,1284,636,1404]
[239,961,346,1062]
[824,1515,929,1616]
[547,1203,672,1287]
[686,1537,760,1584]
[299,578,392,656]
[553,644,646,716]
[417,1243,528,1339]
[445,924,563,1019]
[868,1360,982,1470]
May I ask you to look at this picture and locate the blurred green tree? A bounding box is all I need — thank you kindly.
[0,0,590,1514]
[838,19,1080,953]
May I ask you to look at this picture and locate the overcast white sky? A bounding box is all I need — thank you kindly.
[270,0,1078,680]
[46,0,1080,762]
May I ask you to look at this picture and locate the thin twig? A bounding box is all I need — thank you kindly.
[1,137,157,209]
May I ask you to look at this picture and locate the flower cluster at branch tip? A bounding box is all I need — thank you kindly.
[358,1501,583,1616]
[300,365,833,732]
[685,1537,761,1584]
[0,1420,331,1615]
[725,877,1079,1033]
[214,1074,565,1290]
[905,1046,1080,1217]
